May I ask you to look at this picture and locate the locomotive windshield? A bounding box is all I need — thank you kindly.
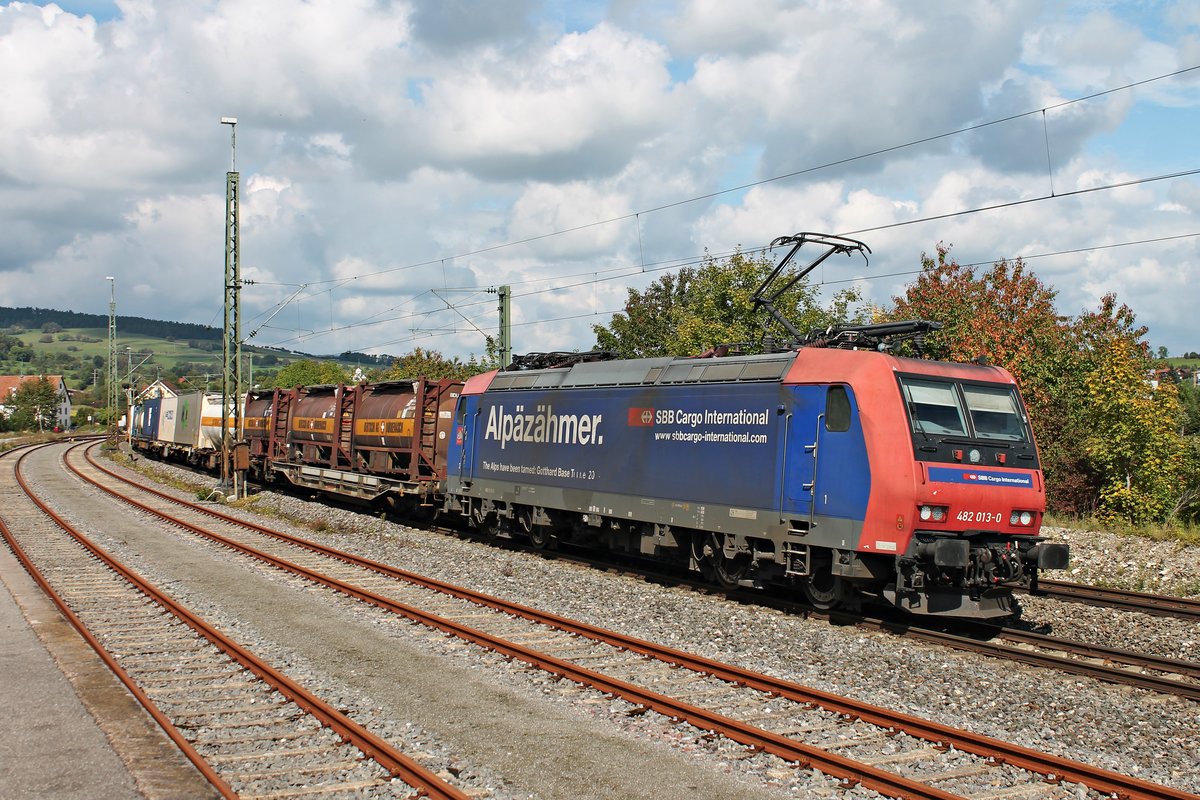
[900,377,1029,443]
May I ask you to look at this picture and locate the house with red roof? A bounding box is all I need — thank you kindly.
[0,374,72,430]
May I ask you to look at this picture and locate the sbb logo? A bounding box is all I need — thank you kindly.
[627,407,655,426]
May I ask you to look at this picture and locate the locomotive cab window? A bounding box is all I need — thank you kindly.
[962,384,1026,441]
[825,385,851,432]
[899,377,1030,443]
[901,378,966,436]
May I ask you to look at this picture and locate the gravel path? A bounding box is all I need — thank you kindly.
[115,453,1200,795]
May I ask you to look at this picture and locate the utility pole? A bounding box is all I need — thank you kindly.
[220,116,244,497]
[429,285,512,368]
[105,276,117,438]
[495,285,511,369]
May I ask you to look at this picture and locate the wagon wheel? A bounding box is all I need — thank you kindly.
[802,558,841,610]
[527,525,552,550]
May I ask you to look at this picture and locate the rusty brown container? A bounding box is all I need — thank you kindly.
[243,391,274,443]
[351,379,463,479]
[288,386,339,445]
[425,379,462,478]
[351,382,418,452]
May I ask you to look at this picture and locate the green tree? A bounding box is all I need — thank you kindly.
[5,377,61,432]
[593,247,864,357]
[1084,337,1187,525]
[270,359,349,388]
[72,405,100,428]
[1175,436,1200,524]
[373,347,479,381]
[1178,380,1200,436]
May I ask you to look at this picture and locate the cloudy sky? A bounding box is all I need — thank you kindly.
[2,0,1198,362]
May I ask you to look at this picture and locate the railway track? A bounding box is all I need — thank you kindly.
[863,615,1200,702]
[0,443,467,800]
[452,526,1200,703]
[67,441,1197,800]
[98,446,1200,698]
[1033,579,1200,620]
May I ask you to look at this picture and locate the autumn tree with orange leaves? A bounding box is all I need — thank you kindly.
[888,244,1193,523]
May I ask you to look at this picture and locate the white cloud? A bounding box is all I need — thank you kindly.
[0,0,1196,361]
[415,22,675,179]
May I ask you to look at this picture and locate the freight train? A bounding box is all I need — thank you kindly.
[129,235,1068,618]
[130,342,1067,619]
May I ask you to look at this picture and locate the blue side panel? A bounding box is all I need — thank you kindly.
[813,389,871,521]
[457,383,790,509]
[447,395,480,484]
[136,398,161,440]
[928,466,1034,488]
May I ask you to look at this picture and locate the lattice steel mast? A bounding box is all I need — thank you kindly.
[106,276,117,436]
[220,117,243,494]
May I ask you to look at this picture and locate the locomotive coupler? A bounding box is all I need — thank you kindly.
[1023,541,1069,570]
[914,538,969,568]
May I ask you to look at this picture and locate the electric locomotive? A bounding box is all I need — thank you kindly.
[443,232,1067,618]
[443,343,1067,618]
[128,232,1069,618]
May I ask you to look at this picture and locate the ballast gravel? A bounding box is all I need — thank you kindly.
[110,456,1200,795]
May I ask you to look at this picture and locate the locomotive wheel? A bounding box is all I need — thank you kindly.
[517,507,552,550]
[803,561,841,610]
[527,525,552,550]
[695,532,750,590]
[712,551,750,590]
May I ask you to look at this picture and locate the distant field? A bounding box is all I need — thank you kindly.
[22,328,223,369]
[1,325,309,391]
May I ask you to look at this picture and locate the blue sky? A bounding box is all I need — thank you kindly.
[41,0,117,19]
[1,0,1197,360]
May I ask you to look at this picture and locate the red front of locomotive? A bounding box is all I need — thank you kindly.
[850,353,1066,616]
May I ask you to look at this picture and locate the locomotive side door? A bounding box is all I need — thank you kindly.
[810,384,871,534]
[781,386,820,522]
[447,394,477,491]
[782,385,870,534]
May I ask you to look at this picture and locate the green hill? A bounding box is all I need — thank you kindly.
[0,305,348,401]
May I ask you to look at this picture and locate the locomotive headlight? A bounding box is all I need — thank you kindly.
[969,449,981,464]
[1009,510,1034,527]
[920,505,948,522]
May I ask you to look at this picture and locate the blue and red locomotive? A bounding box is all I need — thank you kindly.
[443,343,1066,618]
